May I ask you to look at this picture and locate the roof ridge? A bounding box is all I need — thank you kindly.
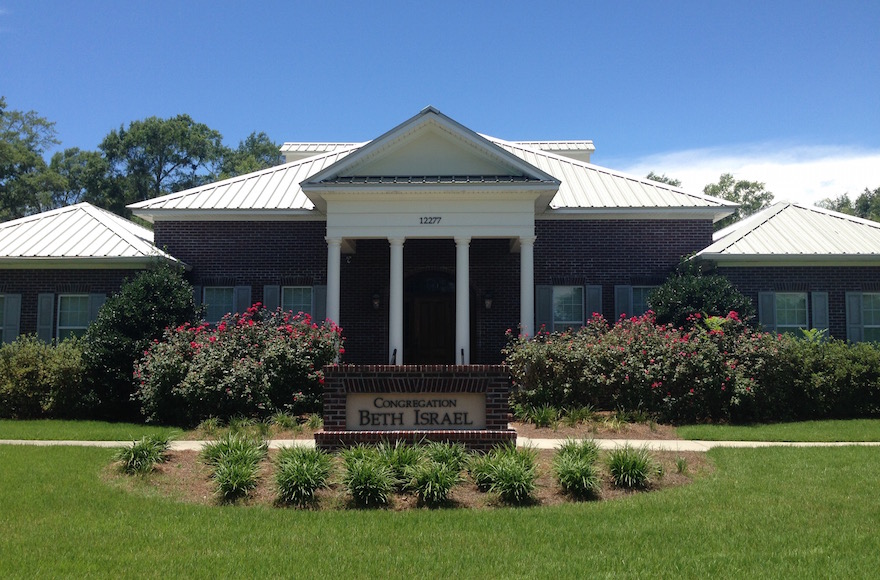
[703,202,790,254]
[80,204,160,258]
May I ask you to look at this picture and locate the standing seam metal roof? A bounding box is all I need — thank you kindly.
[0,202,178,261]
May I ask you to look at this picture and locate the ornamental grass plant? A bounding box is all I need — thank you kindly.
[275,446,333,507]
[607,445,658,489]
[113,434,170,475]
[405,460,462,507]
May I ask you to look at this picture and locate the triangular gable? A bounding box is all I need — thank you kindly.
[303,106,559,190]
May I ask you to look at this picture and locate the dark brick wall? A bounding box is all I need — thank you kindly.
[154,218,714,364]
[0,269,141,337]
[717,265,880,339]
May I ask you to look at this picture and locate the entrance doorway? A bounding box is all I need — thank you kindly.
[404,272,455,364]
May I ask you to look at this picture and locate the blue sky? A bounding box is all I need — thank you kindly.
[1,1,878,203]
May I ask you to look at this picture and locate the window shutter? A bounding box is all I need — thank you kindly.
[2,294,21,343]
[263,285,280,312]
[535,285,553,333]
[192,285,203,306]
[233,286,252,315]
[810,292,829,332]
[313,285,327,322]
[88,293,106,323]
[846,292,863,342]
[585,285,602,321]
[614,285,633,321]
[758,292,777,332]
[37,293,54,342]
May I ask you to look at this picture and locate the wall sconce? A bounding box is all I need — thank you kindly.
[372,294,381,310]
[484,293,493,310]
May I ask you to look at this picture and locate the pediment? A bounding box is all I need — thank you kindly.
[303,107,558,187]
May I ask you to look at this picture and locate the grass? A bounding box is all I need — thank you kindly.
[113,434,170,475]
[678,418,880,442]
[2,445,879,577]
[0,419,178,441]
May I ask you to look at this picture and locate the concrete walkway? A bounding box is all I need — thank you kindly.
[2,438,880,451]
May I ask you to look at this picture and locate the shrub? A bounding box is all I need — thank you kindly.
[556,438,600,464]
[136,305,343,426]
[376,441,424,488]
[648,259,754,329]
[607,445,657,489]
[0,335,85,419]
[275,447,333,507]
[405,461,462,506]
[553,439,601,498]
[469,444,538,504]
[200,433,268,467]
[341,454,395,507]
[423,442,469,472]
[213,457,260,501]
[528,404,559,428]
[113,434,170,475]
[81,264,201,421]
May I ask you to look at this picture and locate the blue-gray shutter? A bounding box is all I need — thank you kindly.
[846,292,863,342]
[535,285,553,332]
[810,291,829,332]
[313,285,327,322]
[88,293,106,323]
[263,285,280,312]
[2,294,21,343]
[614,285,633,321]
[585,285,602,321]
[758,292,777,332]
[192,285,203,306]
[233,285,252,315]
[37,293,54,342]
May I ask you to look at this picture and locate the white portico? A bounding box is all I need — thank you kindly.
[301,107,559,364]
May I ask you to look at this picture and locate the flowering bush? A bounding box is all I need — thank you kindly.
[135,304,344,426]
[504,311,880,424]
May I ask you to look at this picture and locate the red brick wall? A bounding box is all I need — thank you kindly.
[717,265,880,339]
[0,269,141,336]
[155,218,714,364]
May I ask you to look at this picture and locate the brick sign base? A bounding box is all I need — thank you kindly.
[316,364,516,452]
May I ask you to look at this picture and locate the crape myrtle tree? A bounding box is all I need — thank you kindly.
[80,263,202,421]
[648,258,754,329]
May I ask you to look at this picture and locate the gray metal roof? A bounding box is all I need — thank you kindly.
[0,202,179,265]
[488,137,734,213]
[279,142,362,154]
[698,202,880,263]
[130,111,735,221]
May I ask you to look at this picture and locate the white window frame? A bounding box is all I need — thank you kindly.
[631,286,658,317]
[203,287,235,324]
[281,286,313,316]
[775,292,808,335]
[57,294,90,339]
[863,292,880,342]
[552,285,584,332]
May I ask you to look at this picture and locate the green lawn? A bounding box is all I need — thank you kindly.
[0,419,179,441]
[1,445,878,578]
[677,419,880,442]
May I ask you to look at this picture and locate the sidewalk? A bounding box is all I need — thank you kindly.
[2,438,879,451]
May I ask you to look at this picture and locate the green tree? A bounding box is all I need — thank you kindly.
[98,115,225,212]
[80,264,201,421]
[817,193,856,215]
[648,259,754,329]
[817,186,880,222]
[704,173,774,230]
[646,171,682,187]
[218,131,282,178]
[0,97,63,219]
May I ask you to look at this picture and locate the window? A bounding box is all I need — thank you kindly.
[203,287,234,324]
[57,294,90,339]
[0,295,5,336]
[632,286,658,317]
[282,286,313,316]
[775,292,808,335]
[862,293,880,342]
[552,286,584,331]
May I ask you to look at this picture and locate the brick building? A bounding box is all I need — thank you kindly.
[3,108,879,358]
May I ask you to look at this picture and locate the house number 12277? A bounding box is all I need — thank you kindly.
[419,216,441,224]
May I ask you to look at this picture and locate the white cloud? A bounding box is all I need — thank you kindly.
[615,143,880,205]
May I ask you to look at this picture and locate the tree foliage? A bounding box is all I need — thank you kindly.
[648,259,754,329]
[704,172,774,230]
[80,264,201,421]
[817,186,880,222]
[645,171,682,187]
[218,131,283,179]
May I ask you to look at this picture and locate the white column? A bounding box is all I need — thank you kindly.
[326,237,342,325]
[389,237,405,365]
[520,235,535,337]
[455,236,471,365]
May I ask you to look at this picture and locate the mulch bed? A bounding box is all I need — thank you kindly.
[105,446,711,511]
